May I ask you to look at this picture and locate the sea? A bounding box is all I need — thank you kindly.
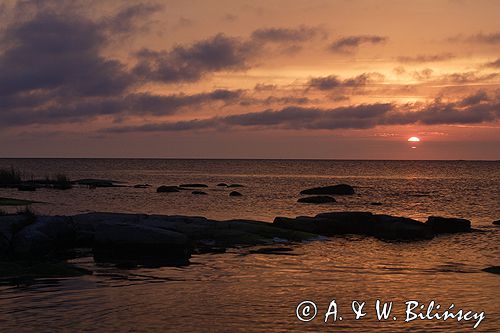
[0,159,498,332]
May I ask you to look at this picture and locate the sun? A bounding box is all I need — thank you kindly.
[408,136,420,142]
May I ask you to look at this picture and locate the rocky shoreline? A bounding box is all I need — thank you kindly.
[0,211,479,263]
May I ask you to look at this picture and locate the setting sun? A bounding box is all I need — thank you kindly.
[408,137,421,142]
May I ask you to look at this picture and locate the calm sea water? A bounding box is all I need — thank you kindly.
[0,159,499,332]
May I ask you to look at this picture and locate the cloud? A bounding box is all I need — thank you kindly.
[0,12,133,97]
[466,32,500,44]
[307,73,384,90]
[329,35,388,53]
[100,3,162,34]
[103,92,500,133]
[485,58,500,68]
[251,26,325,42]
[397,53,455,63]
[133,34,257,83]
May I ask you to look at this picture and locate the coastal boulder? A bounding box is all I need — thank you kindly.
[157,185,180,193]
[93,222,191,265]
[216,183,228,187]
[300,184,354,195]
[297,196,336,204]
[229,191,242,196]
[10,216,76,257]
[274,211,433,240]
[426,216,471,234]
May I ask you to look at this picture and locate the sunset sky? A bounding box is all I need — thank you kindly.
[0,0,499,159]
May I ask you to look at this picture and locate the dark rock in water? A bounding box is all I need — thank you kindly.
[92,223,191,266]
[156,185,180,193]
[0,261,92,281]
[192,191,207,195]
[482,266,500,275]
[370,202,383,206]
[0,215,34,257]
[74,179,124,188]
[426,216,471,234]
[297,196,336,204]
[17,184,36,191]
[493,220,500,226]
[300,184,354,195]
[229,191,243,196]
[216,183,228,187]
[134,184,151,189]
[274,211,433,240]
[179,184,208,188]
[228,184,244,188]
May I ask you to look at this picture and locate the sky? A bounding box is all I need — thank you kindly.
[0,0,499,159]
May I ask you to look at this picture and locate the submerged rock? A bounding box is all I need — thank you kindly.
[74,179,123,188]
[216,183,228,187]
[17,184,36,191]
[297,196,336,204]
[426,216,471,234]
[179,184,208,188]
[229,191,243,196]
[300,184,354,195]
[156,185,180,193]
[192,191,207,195]
[493,220,500,226]
[228,184,244,188]
[133,184,151,189]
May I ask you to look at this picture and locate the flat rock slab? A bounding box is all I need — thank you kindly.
[297,196,336,204]
[300,184,354,195]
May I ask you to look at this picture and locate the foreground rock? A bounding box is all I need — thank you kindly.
[0,212,317,266]
[297,196,336,204]
[274,212,444,240]
[93,223,191,265]
[426,216,471,234]
[300,184,354,195]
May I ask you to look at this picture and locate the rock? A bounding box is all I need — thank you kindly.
[0,214,34,257]
[297,196,336,204]
[0,261,92,281]
[493,220,500,226]
[370,202,383,206]
[482,266,500,275]
[92,222,191,265]
[179,184,208,188]
[426,216,471,234]
[229,191,242,196]
[17,184,36,191]
[274,212,433,240]
[248,247,296,255]
[300,184,354,195]
[192,191,207,195]
[134,184,151,189]
[74,179,124,188]
[156,185,180,193]
[216,183,228,187]
[228,184,244,188]
[0,197,38,206]
[11,216,76,258]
